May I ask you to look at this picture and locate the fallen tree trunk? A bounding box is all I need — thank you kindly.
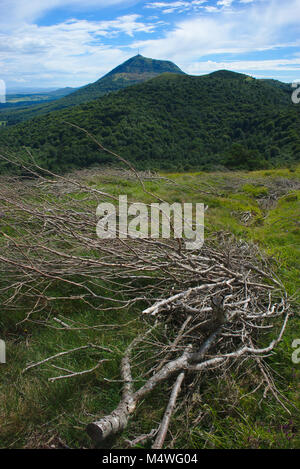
[87,397,136,442]
[86,310,289,444]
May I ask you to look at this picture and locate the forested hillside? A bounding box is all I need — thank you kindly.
[0,55,184,126]
[0,70,299,172]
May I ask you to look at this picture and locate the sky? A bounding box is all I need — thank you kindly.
[0,0,300,91]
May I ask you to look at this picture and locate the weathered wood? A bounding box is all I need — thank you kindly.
[152,372,185,449]
[86,397,136,442]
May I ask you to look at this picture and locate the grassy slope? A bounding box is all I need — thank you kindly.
[0,166,299,449]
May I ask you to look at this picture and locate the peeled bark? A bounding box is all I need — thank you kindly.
[152,372,185,449]
[87,397,136,443]
[86,331,218,444]
[86,348,191,444]
[87,330,153,443]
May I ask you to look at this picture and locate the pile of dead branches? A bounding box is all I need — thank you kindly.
[85,236,290,446]
[0,144,291,448]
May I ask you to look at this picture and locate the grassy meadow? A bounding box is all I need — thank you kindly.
[0,165,299,449]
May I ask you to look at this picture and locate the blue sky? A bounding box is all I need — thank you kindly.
[1,0,300,90]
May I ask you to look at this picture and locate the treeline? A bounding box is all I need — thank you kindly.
[0,71,299,173]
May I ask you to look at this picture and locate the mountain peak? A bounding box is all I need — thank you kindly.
[105,55,185,78]
[2,55,186,118]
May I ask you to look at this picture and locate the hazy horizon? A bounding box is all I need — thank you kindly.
[1,0,300,90]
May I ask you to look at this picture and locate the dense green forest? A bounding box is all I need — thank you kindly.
[0,70,299,172]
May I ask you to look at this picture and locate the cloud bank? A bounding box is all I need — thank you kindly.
[0,0,299,89]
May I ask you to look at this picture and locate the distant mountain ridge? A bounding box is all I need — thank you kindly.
[1,69,299,173]
[64,54,185,106]
[0,87,78,111]
[0,55,185,125]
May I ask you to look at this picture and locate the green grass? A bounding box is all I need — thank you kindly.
[0,165,299,449]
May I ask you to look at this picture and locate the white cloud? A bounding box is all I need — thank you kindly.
[1,0,300,88]
[187,58,300,75]
[133,0,300,66]
[145,1,207,14]
[0,0,134,26]
[205,6,219,12]
[217,0,233,7]
[0,14,157,87]
[146,1,190,6]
